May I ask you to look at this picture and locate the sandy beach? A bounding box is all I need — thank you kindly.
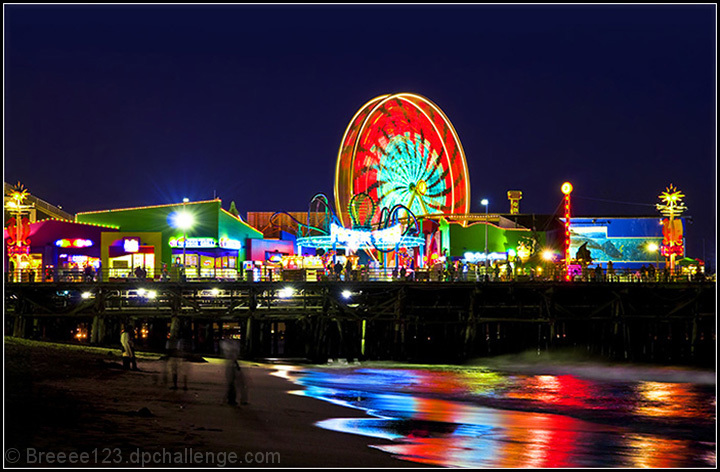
[4,338,417,468]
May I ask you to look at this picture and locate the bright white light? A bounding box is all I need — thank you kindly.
[211,288,220,296]
[147,290,157,299]
[278,287,294,298]
[542,250,555,261]
[481,199,489,206]
[647,243,659,252]
[173,211,194,230]
[183,197,189,203]
[81,292,92,299]
[137,288,146,297]
[342,290,352,299]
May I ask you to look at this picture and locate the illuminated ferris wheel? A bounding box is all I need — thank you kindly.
[334,93,471,228]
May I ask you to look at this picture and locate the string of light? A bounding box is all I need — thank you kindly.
[573,195,657,208]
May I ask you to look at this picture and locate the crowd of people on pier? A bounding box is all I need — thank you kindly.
[6,260,710,284]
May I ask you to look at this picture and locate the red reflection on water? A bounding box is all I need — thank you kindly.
[507,374,597,409]
[374,406,614,468]
[410,396,467,424]
[495,410,586,468]
[412,370,473,395]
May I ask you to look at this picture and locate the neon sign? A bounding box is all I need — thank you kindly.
[463,252,508,264]
[7,245,30,255]
[55,239,93,248]
[169,237,216,248]
[123,238,140,253]
[561,182,573,281]
[219,237,242,250]
[330,223,403,250]
[169,237,242,250]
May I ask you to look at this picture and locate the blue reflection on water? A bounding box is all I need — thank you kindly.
[288,364,716,468]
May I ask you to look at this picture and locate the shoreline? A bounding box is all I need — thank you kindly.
[5,338,715,468]
[4,338,417,468]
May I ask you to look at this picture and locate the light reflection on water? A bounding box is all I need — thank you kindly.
[285,365,716,468]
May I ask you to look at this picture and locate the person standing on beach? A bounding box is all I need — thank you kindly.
[121,325,138,371]
[220,338,248,406]
[165,335,189,390]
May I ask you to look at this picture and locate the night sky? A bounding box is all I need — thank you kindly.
[4,5,716,265]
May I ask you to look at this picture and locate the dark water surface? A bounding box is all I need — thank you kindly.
[275,360,716,468]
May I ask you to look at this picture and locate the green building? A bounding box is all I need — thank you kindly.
[428,215,550,278]
[76,199,263,280]
[440,218,545,258]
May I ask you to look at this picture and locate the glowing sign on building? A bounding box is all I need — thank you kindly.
[169,236,242,250]
[463,252,508,264]
[330,223,403,251]
[169,237,216,249]
[123,238,140,253]
[219,237,242,250]
[55,238,94,248]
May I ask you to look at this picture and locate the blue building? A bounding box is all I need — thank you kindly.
[569,216,681,270]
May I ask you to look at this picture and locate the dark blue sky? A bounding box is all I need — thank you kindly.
[4,4,716,264]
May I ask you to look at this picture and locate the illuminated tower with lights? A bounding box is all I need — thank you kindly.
[656,184,687,273]
[561,182,573,281]
[507,190,522,214]
[4,182,35,282]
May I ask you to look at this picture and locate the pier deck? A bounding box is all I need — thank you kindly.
[5,280,716,365]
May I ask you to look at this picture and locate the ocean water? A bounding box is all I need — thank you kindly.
[275,359,716,468]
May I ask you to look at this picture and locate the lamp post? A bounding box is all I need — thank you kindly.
[174,198,193,281]
[647,242,659,280]
[542,249,554,281]
[481,199,489,280]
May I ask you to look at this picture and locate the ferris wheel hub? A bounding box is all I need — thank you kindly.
[414,180,428,196]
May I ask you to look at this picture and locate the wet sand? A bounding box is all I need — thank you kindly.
[4,338,417,468]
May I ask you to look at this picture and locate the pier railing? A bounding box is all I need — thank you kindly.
[4,277,716,366]
[4,266,713,285]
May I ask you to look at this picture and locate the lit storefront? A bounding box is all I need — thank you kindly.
[296,222,426,279]
[76,199,263,280]
[3,218,118,281]
[104,233,162,279]
[168,235,244,278]
[245,238,295,281]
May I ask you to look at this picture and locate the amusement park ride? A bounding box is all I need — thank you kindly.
[272,93,473,269]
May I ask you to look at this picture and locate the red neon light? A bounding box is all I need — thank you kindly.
[561,183,573,281]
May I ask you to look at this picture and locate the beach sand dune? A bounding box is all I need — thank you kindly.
[4,338,416,467]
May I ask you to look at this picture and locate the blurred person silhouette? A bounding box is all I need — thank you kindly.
[164,324,190,390]
[121,324,139,371]
[84,263,95,282]
[220,337,248,406]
